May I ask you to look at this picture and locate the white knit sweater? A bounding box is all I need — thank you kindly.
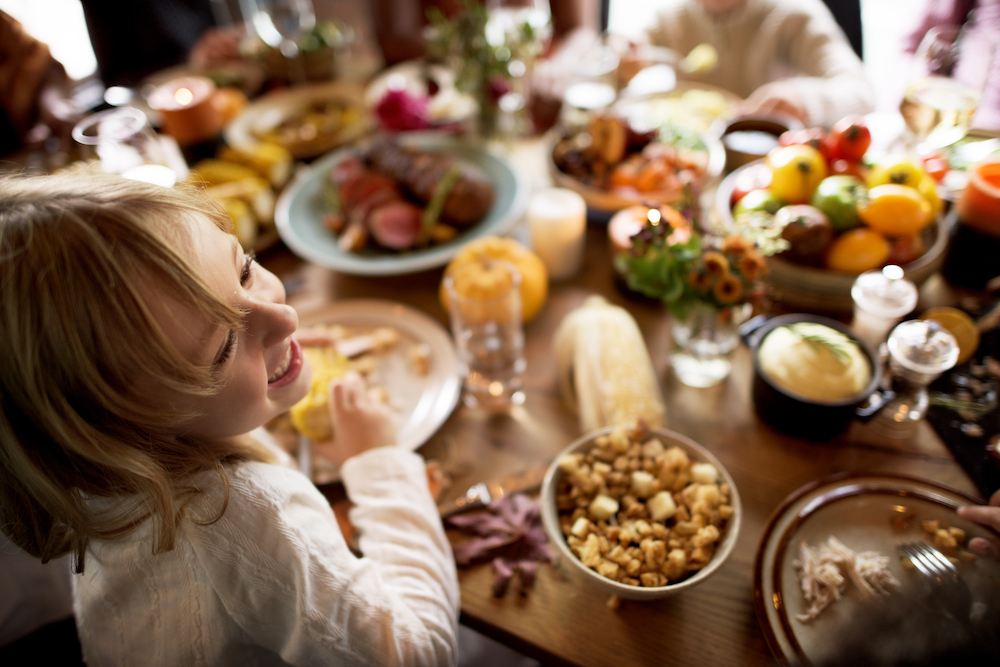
[647,0,875,127]
[71,446,460,667]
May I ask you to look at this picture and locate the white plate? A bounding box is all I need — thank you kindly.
[365,59,477,126]
[755,474,1000,666]
[300,299,461,484]
[274,132,529,275]
[224,80,373,158]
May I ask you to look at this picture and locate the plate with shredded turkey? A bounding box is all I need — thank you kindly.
[754,473,1000,666]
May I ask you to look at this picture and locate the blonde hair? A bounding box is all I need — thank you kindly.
[0,170,270,569]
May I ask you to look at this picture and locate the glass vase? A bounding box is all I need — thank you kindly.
[669,303,751,388]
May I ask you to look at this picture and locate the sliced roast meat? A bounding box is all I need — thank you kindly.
[365,138,495,227]
[368,201,423,249]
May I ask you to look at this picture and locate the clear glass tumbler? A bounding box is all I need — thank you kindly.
[443,262,526,409]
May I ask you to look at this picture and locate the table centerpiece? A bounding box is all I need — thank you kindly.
[614,205,784,387]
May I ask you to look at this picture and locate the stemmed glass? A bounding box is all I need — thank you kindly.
[240,0,316,82]
[900,25,993,151]
[72,107,177,186]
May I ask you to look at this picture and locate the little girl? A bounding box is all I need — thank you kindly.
[0,171,459,666]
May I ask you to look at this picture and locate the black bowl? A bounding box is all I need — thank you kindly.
[740,314,889,440]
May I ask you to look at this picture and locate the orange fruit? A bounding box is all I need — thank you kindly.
[859,184,933,236]
[825,228,891,274]
[920,307,980,364]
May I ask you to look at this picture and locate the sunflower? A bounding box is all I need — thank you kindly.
[721,235,751,258]
[688,270,713,292]
[713,274,743,304]
[702,251,730,276]
[738,251,768,281]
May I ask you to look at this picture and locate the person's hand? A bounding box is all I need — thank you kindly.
[738,81,808,125]
[313,372,396,467]
[957,489,1000,556]
[189,26,243,72]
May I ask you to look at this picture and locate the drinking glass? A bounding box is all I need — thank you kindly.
[900,25,994,151]
[72,107,177,186]
[240,0,316,82]
[443,262,526,409]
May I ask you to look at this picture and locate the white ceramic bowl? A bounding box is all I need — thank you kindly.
[539,426,742,600]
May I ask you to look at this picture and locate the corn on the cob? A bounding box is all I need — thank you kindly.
[188,159,259,186]
[218,197,257,248]
[204,176,275,226]
[289,346,349,442]
[554,296,666,432]
[219,143,293,188]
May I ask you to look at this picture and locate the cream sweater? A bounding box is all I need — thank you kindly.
[647,0,875,127]
[72,447,460,667]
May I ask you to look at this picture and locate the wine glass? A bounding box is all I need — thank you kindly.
[72,107,178,186]
[240,0,316,81]
[900,25,994,151]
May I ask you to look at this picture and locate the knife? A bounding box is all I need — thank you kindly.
[437,464,549,518]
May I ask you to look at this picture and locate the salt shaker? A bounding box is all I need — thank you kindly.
[850,265,918,352]
[875,319,959,435]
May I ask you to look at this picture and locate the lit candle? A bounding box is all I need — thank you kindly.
[957,157,1000,236]
[526,188,587,280]
[147,76,223,146]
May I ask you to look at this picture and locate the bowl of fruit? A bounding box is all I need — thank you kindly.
[716,115,953,314]
[550,111,726,220]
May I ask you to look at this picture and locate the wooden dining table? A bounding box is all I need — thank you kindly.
[257,135,986,667]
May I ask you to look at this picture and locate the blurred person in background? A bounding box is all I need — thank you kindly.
[640,0,875,128]
[902,0,1000,131]
[0,9,76,154]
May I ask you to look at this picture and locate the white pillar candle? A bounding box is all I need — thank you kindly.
[526,188,587,281]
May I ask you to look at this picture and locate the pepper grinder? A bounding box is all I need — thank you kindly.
[872,319,959,437]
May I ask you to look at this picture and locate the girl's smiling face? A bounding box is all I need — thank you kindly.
[145,213,311,441]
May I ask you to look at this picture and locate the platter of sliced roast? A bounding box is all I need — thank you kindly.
[275,133,528,275]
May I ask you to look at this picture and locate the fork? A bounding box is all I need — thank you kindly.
[897,541,974,632]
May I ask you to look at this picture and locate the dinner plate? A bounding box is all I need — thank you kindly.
[224,80,373,159]
[754,473,1000,666]
[298,299,461,484]
[274,133,528,275]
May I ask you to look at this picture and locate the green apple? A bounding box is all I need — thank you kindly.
[810,175,869,232]
[733,189,785,217]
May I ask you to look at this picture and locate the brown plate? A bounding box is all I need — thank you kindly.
[754,473,1000,666]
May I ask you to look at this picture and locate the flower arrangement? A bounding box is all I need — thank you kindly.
[614,206,772,319]
[426,0,543,137]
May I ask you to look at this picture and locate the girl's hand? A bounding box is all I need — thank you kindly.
[313,372,396,467]
[957,488,1000,556]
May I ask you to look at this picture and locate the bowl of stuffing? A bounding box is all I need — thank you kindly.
[540,422,741,600]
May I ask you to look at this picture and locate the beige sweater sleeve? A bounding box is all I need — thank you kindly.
[646,0,874,127]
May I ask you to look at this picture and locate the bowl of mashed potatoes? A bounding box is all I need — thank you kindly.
[741,314,884,440]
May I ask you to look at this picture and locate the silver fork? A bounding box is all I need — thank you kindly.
[897,541,973,631]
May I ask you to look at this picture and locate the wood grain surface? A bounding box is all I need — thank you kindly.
[259,151,979,667]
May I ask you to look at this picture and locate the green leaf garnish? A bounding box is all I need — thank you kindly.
[786,323,855,363]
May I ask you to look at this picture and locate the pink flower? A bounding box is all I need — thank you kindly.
[375,89,431,132]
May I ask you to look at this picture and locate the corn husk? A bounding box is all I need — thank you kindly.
[554,296,666,432]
